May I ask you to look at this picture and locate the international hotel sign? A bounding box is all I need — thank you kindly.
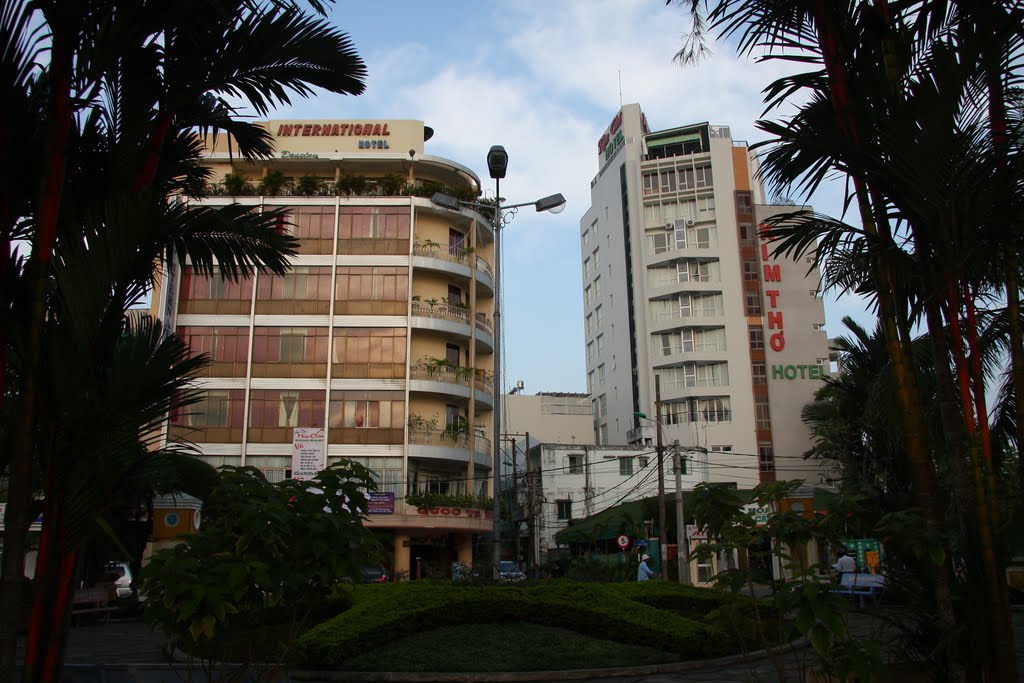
[203,119,426,157]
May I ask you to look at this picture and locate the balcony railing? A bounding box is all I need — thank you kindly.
[412,242,493,279]
[410,364,493,394]
[411,302,493,340]
[408,428,492,454]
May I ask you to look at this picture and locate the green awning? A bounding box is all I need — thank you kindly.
[646,132,702,147]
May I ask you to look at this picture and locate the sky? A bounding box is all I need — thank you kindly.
[265,0,875,394]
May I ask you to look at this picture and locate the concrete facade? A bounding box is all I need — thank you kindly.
[581,104,831,487]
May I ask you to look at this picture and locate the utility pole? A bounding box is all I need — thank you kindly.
[673,439,691,584]
[511,437,519,565]
[655,376,667,577]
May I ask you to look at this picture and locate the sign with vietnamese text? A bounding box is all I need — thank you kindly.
[743,503,772,526]
[291,428,324,481]
[415,507,493,519]
[367,492,395,514]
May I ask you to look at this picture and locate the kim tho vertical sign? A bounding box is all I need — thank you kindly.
[291,428,325,481]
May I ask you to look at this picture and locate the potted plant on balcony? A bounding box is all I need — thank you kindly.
[295,174,325,196]
[258,170,290,196]
[222,173,253,196]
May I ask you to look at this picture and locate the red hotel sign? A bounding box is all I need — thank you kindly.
[759,223,785,351]
[277,122,391,137]
[597,111,624,154]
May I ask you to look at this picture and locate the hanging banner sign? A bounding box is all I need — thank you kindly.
[291,428,325,481]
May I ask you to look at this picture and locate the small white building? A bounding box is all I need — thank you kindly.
[525,442,708,566]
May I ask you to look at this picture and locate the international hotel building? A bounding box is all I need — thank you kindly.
[581,104,831,486]
[151,119,498,578]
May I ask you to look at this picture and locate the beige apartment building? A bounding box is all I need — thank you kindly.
[152,119,499,578]
[581,104,831,486]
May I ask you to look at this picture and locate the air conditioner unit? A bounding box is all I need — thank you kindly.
[664,222,674,230]
[686,219,696,226]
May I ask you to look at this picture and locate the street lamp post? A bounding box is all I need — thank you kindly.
[431,148,564,576]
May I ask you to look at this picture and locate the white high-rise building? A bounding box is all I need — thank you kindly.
[581,104,831,485]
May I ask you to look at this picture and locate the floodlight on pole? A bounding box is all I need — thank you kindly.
[429,153,564,577]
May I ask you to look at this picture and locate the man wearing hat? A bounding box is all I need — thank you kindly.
[637,553,656,581]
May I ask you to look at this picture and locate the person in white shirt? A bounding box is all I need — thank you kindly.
[637,554,656,581]
[832,548,856,582]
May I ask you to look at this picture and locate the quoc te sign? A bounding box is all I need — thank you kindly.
[416,507,494,520]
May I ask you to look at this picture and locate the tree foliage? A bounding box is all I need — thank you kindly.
[142,462,378,667]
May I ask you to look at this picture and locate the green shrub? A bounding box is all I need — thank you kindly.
[295,582,740,668]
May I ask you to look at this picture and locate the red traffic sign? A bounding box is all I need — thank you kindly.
[616,534,631,549]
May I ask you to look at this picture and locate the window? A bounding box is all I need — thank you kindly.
[595,305,604,327]
[593,249,601,270]
[345,399,388,428]
[568,455,583,474]
[755,395,771,430]
[660,169,677,193]
[745,295,762,315]
[449,228,466,255]
[587,370,595,393]
[619,457,634,476]
[587,341,595,364]
[445,404,462,431]
[739,223,755,243]
[279,328,308,362]
[750,328,765,349]
[581,228,590,248]
[583,258,591,279]
[678,167,695,190]
[584,285,592,307]
[710,445,733,453]
[598,394,608,417]
[681,329,695,353]
[736,192,752,212]
[585,313,593,337]
[643,172,659,196]
[597,364,606,386]
[446,343,461,367]
[599,423,608,444]
[448,284,463,307]
[752,362,767,385]
[650,232,673,255]
[638,456,649,468]
[279,391,300,427]
[557,500,573,520]
[695,165,713,188]
[743,261,759,281]
[190,390,231,427]
[812,323,826,331]
[594,276,602,299]
[758,445,775,472]
[596,334,605,357]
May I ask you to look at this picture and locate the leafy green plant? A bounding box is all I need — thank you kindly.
[222,173,254,196]
[142,462,378,668]
[334,174,369,197]
[258,170,290,196]
[376,174,405,196]
[689,480,882,680]
[295,174,326,196]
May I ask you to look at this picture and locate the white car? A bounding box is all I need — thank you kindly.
[105,562,133,598]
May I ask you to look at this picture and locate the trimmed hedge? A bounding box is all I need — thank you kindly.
[294,582,749,668]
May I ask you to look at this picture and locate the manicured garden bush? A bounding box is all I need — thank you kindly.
[294,582,752,668]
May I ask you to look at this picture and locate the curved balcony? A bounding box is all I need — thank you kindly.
[408,428,493,468]
[410,301,494,353]
[409,363,494,409]
[411,242,494,296]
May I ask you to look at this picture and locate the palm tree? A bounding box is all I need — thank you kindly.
[0,1,368,679]
[668,1,1022,677]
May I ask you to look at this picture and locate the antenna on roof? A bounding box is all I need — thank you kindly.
[618,70,623,108]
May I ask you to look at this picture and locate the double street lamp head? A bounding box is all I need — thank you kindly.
[535,193,566,214]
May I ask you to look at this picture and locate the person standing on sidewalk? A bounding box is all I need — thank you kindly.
[832,548,856,583]
[637,554,656,581]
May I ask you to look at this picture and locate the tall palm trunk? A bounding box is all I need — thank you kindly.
[0,19,74,681]
[809,3,957,652]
